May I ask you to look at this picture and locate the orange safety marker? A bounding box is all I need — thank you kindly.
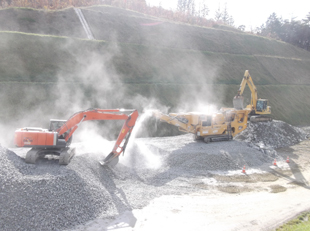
[286,156,290,163]
[242,165,246,173]
[273,159,277,166]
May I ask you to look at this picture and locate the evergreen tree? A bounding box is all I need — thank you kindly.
[259,13,310,51]
[214,4,222,21]
[214,3,234,26]
[302,12,310,25]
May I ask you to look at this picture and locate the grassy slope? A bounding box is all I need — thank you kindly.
[0,6,310,129]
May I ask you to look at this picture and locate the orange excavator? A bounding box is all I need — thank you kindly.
[14,108,139,166]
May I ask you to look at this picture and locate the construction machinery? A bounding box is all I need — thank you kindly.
[14,108,139,166]
[153,109,250,143]
[233,70,272,122]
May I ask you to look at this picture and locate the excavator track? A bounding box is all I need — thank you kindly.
[59,148,76,165]
[203,135,232,143]
[250,116,273,123]
[193,134,203,141]
[25,148,40,164]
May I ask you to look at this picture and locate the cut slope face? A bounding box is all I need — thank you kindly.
[1,6,310,128]
[0,8,85,37]
[1,6,310,59]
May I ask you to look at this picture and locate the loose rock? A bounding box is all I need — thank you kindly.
[0,120,307,230]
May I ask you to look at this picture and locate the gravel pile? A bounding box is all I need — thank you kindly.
[0,120,307,230]
[235,120,308,149]
[126,135,270,174]
[0,147,118,231]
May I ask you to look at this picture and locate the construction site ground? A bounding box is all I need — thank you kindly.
[73,137,310,231]
[1,121,309,231]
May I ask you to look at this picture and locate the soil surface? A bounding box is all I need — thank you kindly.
[72,138,310,231]
[1,121,309,231]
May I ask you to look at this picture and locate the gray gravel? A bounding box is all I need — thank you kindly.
[0,120,308,231]
[235,120,308,149]
[0,148,114,231]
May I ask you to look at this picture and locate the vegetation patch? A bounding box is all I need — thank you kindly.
[277,212,310,231]
[269,185,287,193]
[217,185,252,194]
[213,174,255,183]
[251,173,279,182]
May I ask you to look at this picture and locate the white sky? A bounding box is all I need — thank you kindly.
[145,0,310,30]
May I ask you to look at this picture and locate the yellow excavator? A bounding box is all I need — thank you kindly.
[153,109,250,143]
[233,70,272,122]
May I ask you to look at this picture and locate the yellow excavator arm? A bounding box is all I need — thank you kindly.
[236,70,258,109]
[234,70,272,122]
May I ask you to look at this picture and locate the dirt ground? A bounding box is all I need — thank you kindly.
[72,138,310,231]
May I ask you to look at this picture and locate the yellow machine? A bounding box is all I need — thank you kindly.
[153,109,250,143]
[233,70,272,122]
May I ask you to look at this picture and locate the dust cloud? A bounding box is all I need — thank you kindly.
[121,108,164,169]
[0,12,226,165]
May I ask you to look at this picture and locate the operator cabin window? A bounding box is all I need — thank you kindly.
[256,100,267,112]
[49,120,66,131]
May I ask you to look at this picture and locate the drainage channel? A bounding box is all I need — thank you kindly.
[74,8,95,40]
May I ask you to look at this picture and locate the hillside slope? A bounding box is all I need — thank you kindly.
[0,6,310,143]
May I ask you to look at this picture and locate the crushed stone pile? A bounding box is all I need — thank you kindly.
[126,135,270,174]
[235,120,308,150]
[0,120,308,230]
[0,146,117,231]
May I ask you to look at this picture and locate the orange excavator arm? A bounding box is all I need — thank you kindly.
[56,108,139,165]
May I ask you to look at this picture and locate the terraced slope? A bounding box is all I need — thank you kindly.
[0,6,310,144]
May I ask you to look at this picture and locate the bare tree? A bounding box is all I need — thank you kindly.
[188,0,196,16]
[177,0,186,13]
[199,0,209,18]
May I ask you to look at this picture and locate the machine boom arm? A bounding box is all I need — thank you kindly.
[233,70,271,121]
[236,70,258,109]
[153,110,195,133]
[57,109,135,140]
[57,108,139,164]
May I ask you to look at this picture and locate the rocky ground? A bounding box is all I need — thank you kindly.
[0,120,309,231]
[235,120,307,149]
